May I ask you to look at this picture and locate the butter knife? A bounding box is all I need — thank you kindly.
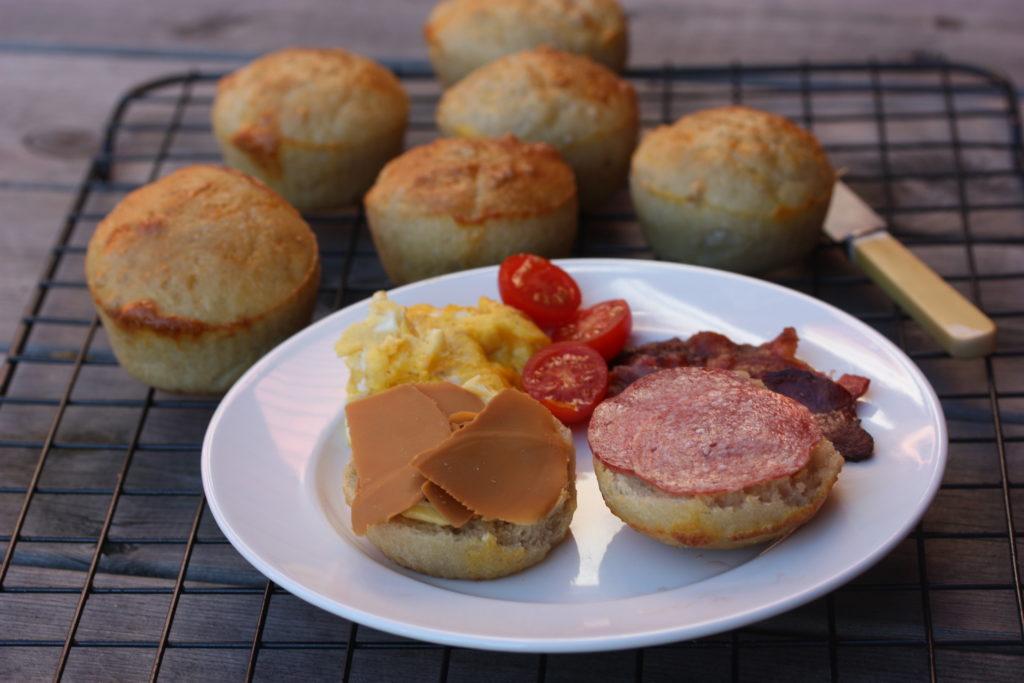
[823,181,996,358]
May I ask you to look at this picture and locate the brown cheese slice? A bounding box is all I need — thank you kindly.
[448,410,478,430]
[421,481,475,528]
[412,390,571,524]
[351,465,427,535]
[345,384,452,534]
[415,382,485,416]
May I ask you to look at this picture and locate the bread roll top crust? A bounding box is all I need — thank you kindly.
[632,106,835,218]
[366,136,576,225]
[86,165,319,332]
[438,46,636,144]
[214,47,408,148]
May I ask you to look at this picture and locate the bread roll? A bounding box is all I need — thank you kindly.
[343,458,576,580]
[630,106,836,273]
[425,0,627,86]
[212,48,408,210]
[437,47,637,209]
[85,165,320,393]
[588,367,843,549]
[365,136,578,284]
[594,438,843,549]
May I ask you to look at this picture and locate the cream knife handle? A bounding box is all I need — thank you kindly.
[851,231,996,358]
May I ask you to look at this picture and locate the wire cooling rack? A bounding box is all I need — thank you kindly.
[1,60,1022,681]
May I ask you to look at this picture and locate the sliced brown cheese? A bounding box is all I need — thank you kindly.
[421,481,474,528]
[351,466,428,535]
[411,389,572,525]
[347,383,571,533]
[448,410,478,430]
[415,382,485,416]
[346,384,451,534]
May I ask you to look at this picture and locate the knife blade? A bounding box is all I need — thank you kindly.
[823,181,996,358]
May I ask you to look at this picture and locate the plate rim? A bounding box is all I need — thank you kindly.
[201,257,948,652]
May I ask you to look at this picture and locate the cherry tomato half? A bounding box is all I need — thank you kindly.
[552,299,632,361]
[498,254,581,328]
[522,342,609,425]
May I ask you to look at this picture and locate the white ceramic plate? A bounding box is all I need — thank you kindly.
[202,259,946,653]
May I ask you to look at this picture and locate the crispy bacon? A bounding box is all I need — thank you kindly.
[838,373,871,400]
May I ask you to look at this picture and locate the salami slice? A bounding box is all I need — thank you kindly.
[607,328,874,461]
[588,367,822,495]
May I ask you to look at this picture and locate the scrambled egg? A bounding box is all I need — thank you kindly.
[335,291,550,401]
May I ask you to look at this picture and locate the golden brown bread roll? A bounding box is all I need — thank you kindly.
[343,440,576,580]
[212,48,409,210]
[630,106,836,273]
[425,0,628,86]
[589,367,844,549]
[594,439,843,549]
[85,165,320,393]
[437,47,637,209]
[365,136,578,284]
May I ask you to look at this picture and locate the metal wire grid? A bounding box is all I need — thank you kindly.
[0,60,1022,680]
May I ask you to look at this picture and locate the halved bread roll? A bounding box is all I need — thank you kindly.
[343,459,576,580]
[343,384,577,580]
[588,367,843,549]
[594,439,842,549]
